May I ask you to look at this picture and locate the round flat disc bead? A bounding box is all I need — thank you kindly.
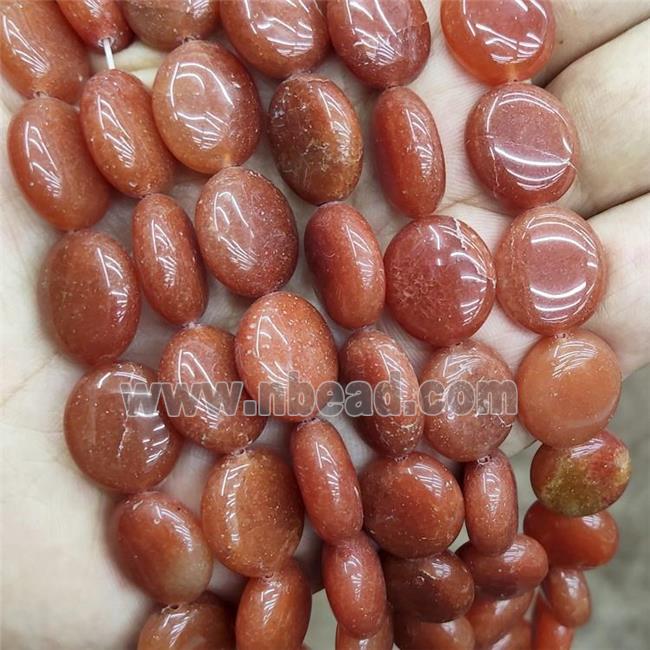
[440,0,555,85]
[385,217,496,346]
[466,83,579,209]
[517,330,621,448]
[496,206,606,335]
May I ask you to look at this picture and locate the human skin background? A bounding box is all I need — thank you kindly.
[1,1,649,647]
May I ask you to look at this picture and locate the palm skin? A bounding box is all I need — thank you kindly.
[1,1,649,647]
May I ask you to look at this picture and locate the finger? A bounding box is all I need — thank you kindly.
[536,0,650,85]
[549,20,650,217]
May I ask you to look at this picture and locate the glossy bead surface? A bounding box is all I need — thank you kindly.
[372,86,445,219]
[542,567,591,628]
[8,97,110,231]
[114,491,212,604]
[394,615,474,650]
[531,429,631,517]
[517,330,622,447]
[235,560,311,650]
[290,419,363,545]
[221,0,329,79]
[327,0,430,89]
[201,448,304,577]
[336,613,393,650]
[132,194,207,325]
[532,595,574,650]
[385,217,496,346]
[0,1,89,102]
[524,501,619,569]
[421,340,515,462]
[496,206,607,335]
[466,83,579,209]
[458,534,548,599]
[382,551,474,623]
[305,203,385,329]
[463,451,518,556]
[57,0,133,51]
[153,40,261,175]
[235,292,338,422]
[360,452,464,558]
[40,231,140,365]
[64,362,182,492]
[440,0,555,85]
[80,69,174,198]
[122,0,219,51]
[268,74,363,205]
[466,591,534,647]
[323,533,387,639]
[195,167,298,298]
[138,594,235,650]
[485,619,532,650]
[340,328,423,457]
[158,325,266,453]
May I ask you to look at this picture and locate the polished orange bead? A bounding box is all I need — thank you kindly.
[485,619,532,650]
[57,0,133,51]
[336,612,393,650]
[466,591,534,647]
[466,84,579,209]
[394,615,475,650]
[542,567,591,628]
[532,595,574,650]
[517,330,622,448]
[440,0,555,85]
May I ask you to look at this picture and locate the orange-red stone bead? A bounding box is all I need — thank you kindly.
[57,0,133,51]
[517,330,622,448]
[8,97,110,231]
[541,567,591,628]
[327,0,431,89]
[201,448,304,577]
[485,619,532,650]
[394,615,475,650]
[40,230,141,365]
[532,595,574,650]
[466,590,534,647]
[440,0,555,85]
[336,613,393,650]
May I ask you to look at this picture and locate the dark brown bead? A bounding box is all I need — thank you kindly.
[57,0,133,51]
[541,567,591,628]
[466,591,534,647]
[394,614,475,650]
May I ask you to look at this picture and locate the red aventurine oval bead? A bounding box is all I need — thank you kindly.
[234,292,338,422]
[336,612,394,650]
[8,97,110,231]
[385,217,496,346]
[158,325,266,453]
[64,362,182,492]
[486,619,532,650]
[221,0,329,79]
[327,0,431,89]
[340,328,423,457]
[235,560,312,650]
[122,0,219,51]
[394,615,475,650]
[114,491,212,604]
[194,167,298,298]
[517,330,622,448]
[466,83,579,209]
[40,230,141,365]
[421,340,515,462]
[382,550,474,623]
[458,534,548,599]
[0,0,89,102]
[290,418,363,545]
[57,0,133,51]
[532,595,574,650]
[524,501,619,569]
[153,40,261,175]
[323,533,388,639]
[466,590,534,647]
[132,194,207,325]
[201,447,304,577]
[268,74,363,205]
[360,452,464,558]
[138,593,235,650]
[80,69,174,198]
[542,567,591,628]
[496,206,607,335]
[372,86,445,219]
[463,451,518,556]
[440,0,555,85]
[531,429,631,517]
[305,203,385,329]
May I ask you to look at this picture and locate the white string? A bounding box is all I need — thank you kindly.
[102,38,115,70]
